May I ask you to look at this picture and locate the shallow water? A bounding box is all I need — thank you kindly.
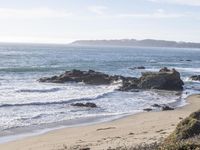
[0,44,200,137]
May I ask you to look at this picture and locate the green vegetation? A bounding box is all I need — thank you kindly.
[159,110,200,150]
[165,110,200,143]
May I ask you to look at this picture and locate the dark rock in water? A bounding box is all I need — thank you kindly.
[138,68,184,90]
[143,108,153,112]
[129,66,145,70]
[180,59,192,62]
[152,104,162,108]
[39,69,121,85]
[120,68,184,91]
[159,67,171,73]
[190,75,200,81]
[162,105,174,111]
[71,102,97,108]
[152,104,174,111]
[180,59,192,61]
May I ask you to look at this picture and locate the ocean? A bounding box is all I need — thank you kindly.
[0,43,200,141]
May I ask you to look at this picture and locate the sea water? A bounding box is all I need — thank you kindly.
[0,43,200,140]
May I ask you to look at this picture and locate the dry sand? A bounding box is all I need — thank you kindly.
[0,94,200,150]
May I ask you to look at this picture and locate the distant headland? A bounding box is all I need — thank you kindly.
[70,39,200,48]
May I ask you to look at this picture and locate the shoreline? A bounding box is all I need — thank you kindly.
[0,94,200,150]
[0,113,131,144]
[0,90,186,144]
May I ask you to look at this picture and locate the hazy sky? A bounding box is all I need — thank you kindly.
[0,0,200,43]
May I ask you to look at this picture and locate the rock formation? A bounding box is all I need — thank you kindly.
[39,68,184,91]
[190,75,200,81]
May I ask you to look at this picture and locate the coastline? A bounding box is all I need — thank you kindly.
[0,94,200,150]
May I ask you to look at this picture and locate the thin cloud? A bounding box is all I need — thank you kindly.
[88,5,107,15]
[0,8,72,19]
[148,0,200,6]
[116,9,185,19]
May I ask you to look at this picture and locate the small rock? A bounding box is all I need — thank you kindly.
[162,105,174,111]
[143,108,153,112]
[129,66,145,70]
[80,148,90,150]
[71,102,97,108]
[129,132,134,135]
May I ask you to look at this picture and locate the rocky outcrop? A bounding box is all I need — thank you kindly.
[71,102,97,108]
[39,69,121,85]
[190,75,200,81]
[120,68,184,91]
[39,68,184,91]
[138,68,183,90]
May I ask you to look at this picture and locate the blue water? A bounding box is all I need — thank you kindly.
[0,43,200,136]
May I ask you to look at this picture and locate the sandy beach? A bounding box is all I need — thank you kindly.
[0,94,200,150]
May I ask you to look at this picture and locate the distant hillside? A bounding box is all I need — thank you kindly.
[70,39,200,48]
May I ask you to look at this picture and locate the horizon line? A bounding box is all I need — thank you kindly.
[0,38,200,45]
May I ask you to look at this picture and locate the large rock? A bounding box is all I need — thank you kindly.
[190,75,200,81]
[120,68,184,91]
[138,68,184,90]
[39,69,121,85]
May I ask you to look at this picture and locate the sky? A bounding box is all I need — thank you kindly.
[0,0,200,43]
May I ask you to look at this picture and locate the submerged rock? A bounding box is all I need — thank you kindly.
[180,59,192,62]
[129,66,145,70]
[190,75,200,81]
[71,102,97,108]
